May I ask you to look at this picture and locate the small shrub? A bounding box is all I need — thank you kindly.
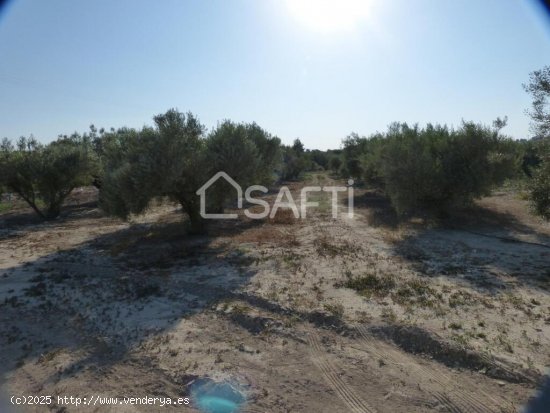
[381,307,397,323]
[448,322,462,330]
[392,279,440,308]
[324,303,345,319]
[314,234,346,257]
[231,304,251,315]
[344,273,396,298]
[448,290,475,308]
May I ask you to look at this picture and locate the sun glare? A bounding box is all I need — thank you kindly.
[286,0,371,33]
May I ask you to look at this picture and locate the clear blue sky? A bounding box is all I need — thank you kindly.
[0,0,549,150]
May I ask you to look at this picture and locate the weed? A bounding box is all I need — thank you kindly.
[503,293,525,310]
[281,250,302,271]
[38,348,63,364]
[392,279,440,308]
[452,334,469,346]
[448,290,474,308]
[344,272,396,298]
[324,303,345,319]
[314,234,344,257]
[449,322,462,330]
[381,307,397,323]
[0,202,14,213]
[496,334,514,353]
[315,234,361,258]
[231,304,251,315]
[283,314,302,328]
[355,310,371,323]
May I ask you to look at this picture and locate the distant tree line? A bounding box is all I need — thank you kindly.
[0,110,318,231]
[1,67,548,225]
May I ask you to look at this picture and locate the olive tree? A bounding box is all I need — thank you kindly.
[205,120,281,212]
[280,139,307,180]
[99,110,208,233]
[524,66,550,138]
[528,138,550,220]
[0,135,93,219]
[524,67,550,219]
[99,110,282,233]
[348,121,518,216]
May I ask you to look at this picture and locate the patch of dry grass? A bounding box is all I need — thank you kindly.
[232,225,300,247]
[342,272,443,309]
[314,233,362,258]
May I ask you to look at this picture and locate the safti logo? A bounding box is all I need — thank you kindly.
[196,171,354,220]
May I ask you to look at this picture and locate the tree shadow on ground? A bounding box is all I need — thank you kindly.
[346,188,550,295]
[392,226,550,295]
[343,188,401,228]
[0,212,261,393]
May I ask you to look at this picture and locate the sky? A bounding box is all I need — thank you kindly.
[0,0,550,150]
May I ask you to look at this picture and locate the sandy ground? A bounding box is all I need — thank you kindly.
[0,176,549,413]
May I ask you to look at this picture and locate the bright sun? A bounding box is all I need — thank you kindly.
[286,0,371,33]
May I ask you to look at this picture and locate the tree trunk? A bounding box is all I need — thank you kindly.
[45,202,62,220]
[180,199,207,235]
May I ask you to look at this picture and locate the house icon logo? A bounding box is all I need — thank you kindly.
[196,171,242,219]
[197,171,354,221]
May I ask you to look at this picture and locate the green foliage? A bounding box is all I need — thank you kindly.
[341,133,369,179]
[292,138,304,154]
[341,121,519,216]
[344,272,396,298]
[328,155,342,172]
[0,135,93,219]
[524,66,550,138]
[309,150,331,170]
[528,138,550,220]
[245,123,282,182]
[523,67,550,220]
[205,120,280,211]
[520,138,543,177]
[280,139,307,180]
[98,110,282,233]
[99,109,208,233]
[207,121,281,186]
[358,134,385,184]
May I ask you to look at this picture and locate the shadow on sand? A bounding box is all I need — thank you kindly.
[0,208,262,402]
[346,188,550,294]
